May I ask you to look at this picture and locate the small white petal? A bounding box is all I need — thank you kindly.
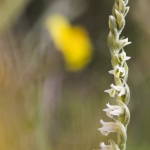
[103,108,109,112]
[118,88,126,96]
[126,41,132,45]
[108,70,114,75]
[124,41,132,47]
[125,56,131,60]
[111,84,123,91]
[99,141,120,150]
[104,89,115,97]
[109,140,120,150]
[111,109,124,116]
[106,103,121,110]
[100,142,111,150]
[104,89,112,94]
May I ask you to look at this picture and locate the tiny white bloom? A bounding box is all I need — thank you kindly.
[104,88,115,97]
[111,84,126,96]
[99,140,120,150]
[118,38,131,49]
[103,103,124,118]
[118,50,131,65]
[98,119,118,136]
[100,142,111,150]
[104,84,126,97]
[109,65,125,78]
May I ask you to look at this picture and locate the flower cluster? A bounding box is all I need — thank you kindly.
[98,0,131,150]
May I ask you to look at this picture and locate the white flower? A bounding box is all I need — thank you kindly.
[104,84,126,97]
[103,103,124,118]
[98,119,118,136]
[118,50,131,65]
[109,66,125,78]
[118,38,131,49]
[111,84,126,97]
[104,88,116,97]
[100,141,120,150]
[100,142,111,150]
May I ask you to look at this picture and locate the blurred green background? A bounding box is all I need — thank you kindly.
[0,0,150,149]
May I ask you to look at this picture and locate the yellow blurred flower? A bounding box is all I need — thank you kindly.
[46,14,93,71]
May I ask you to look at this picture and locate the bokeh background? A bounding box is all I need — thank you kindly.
[0,0,150,149]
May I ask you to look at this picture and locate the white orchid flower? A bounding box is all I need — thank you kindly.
[118,38,131,49]
[104,88,116,97]
[100,140,120,150]
[98,119,118,136]
[100,142,111,150]
[103,103,124,118]
[104,84,126,97]
[110,84,126,97]
[118,50,131,65]
[109,65,125,78]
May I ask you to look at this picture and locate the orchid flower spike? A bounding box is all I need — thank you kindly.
[98,119,118,136]
[99,0,131,149]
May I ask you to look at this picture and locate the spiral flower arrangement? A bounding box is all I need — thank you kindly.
[98,0,131,150]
